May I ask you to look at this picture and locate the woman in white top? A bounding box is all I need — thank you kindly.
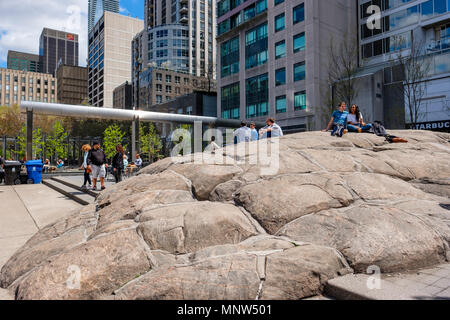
[80,144,92,189]
[348,105,373,133]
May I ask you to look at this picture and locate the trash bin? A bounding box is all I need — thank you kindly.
[25,160,44,184]
[3,161,22,185]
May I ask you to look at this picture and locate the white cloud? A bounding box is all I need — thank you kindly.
[120,6,130,16]
[0,0,89,68]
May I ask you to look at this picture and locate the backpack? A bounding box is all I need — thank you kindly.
[371,121,388,137]
[370,121,408,144]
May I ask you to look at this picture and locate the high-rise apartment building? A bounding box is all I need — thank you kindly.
[217,0,357,132]
[356,0,450,130]
[88,12,143,107]
[39,28,79,76]
[7,51,42,73]
[88,0,120,33]
[0,68,57,106]
[144,0,216,77]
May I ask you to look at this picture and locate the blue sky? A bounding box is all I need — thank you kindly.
[120,0,145,20]
[0,0,145,69]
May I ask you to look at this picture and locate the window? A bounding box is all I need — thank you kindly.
[274,0,284,5]
[276,96,286,113]
[246,73,268,118]
[293,4,305,24]
[294,62,306,81]
[245,23,268,69]
[156,84,162,92]
[275,13,285,32]
[156,73,162,81]
[293,33,305,53]
[275,41,286,59]
[275,68,286,86]
[156,95,163,104]
[221,82,240,119]
[175,76,181,84]
[166,85,172,93]
[294,91,306,110]
[221,36,240,77]
[166,75,172,83]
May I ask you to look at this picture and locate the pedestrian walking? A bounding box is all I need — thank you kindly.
[112,144,124,183]
[87,141,108,191]
[80,144,92,190]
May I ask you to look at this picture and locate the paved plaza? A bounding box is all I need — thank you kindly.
[0,184,81,300]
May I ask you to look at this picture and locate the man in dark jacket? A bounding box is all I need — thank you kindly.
[87,141,108,190]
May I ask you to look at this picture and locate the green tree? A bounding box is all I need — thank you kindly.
[46,121,68,161]
[139,123,163,163]
[17,126,45,160]
[103,124,125,159]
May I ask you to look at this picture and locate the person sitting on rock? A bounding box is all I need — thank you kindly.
[259,118,284,139]
[205,136,221,154]
[322,101,349,137]
[134,153,143,168]
[347,104,373,133]
[234,121,252,144]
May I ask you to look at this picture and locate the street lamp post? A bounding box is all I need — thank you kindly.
[132,57,143,162]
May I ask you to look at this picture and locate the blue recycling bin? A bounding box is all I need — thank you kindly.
[25,160,43,184]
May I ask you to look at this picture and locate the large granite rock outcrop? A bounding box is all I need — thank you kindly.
[1,130,449,300]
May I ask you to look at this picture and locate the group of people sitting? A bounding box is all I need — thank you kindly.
[233,118,284,144]
[80,142,143,191]
[323,102,373,137]
[43,159,64,173]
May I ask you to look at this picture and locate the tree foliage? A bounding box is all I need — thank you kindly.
[17,126,45,160]
[0,105,23,137]
[139,123,163,163]
[103,124,125,159]
[46,121,68,161]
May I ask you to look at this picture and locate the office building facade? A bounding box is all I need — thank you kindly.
[0,68,57,106]
[113,81,133,109]
[7,51,41,73]
[88,12,143,107]
[39,28,79,76]
[356,0,450,130]
[88,0,120,33]
[137,67,215,110]
[217,0,357,132]
[56,65,88,105]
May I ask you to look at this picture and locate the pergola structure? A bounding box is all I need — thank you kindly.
[20,101,265,161]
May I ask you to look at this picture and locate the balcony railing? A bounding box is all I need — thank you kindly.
[426,37,450,53]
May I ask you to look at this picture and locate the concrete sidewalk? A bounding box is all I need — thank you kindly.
[326,264,450,300]
[0,184,81,300]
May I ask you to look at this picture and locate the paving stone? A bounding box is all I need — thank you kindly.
[417,285,445,297]
[434,288,450,299]
[429,277,450,290]
[415,274,444,286]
